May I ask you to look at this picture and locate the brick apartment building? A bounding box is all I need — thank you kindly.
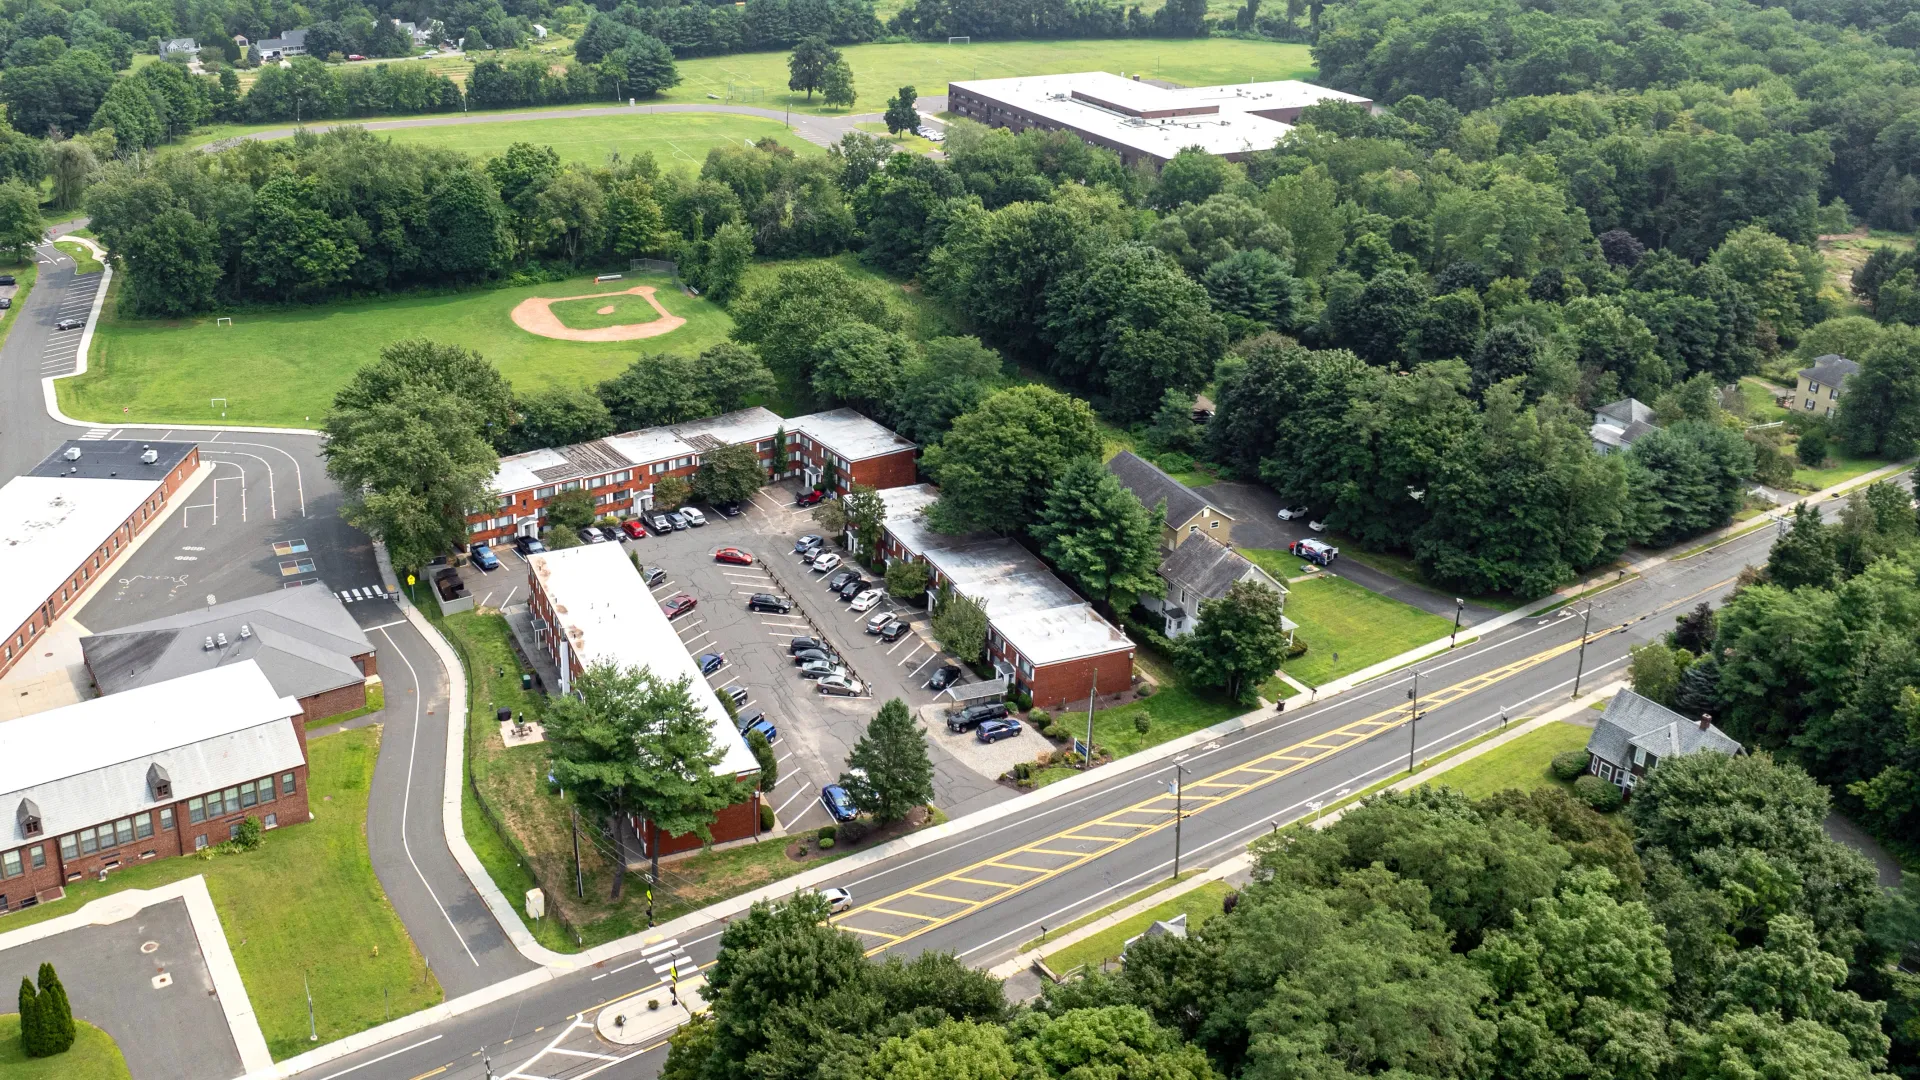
[81,587,377,725]
[525,543,763,858]
[875,485,1135,709]
[467,408,916,546]
[1,441,200,680]
[0,662,308,914]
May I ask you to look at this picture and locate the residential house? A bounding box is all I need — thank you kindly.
[255,28,307,59]
[1104,451,1232,550]
[161,37,198,55]
[1589,397,1656,454]
[1795,354,1859,419]
[1143,533,1291,638]
[1585,689,1743,796]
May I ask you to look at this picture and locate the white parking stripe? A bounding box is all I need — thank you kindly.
[898,647,926,667]
[907,654,940,678]
[673,619,705,635]
[773,785,815,817]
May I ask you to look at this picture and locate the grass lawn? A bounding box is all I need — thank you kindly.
[306,680,384,730]
[59,271,731,427]
[0,729,441,1060]
[340,111,826,169]
[1427,721,1590,800]
[1045,881,1235,974]
[0,1016,130,1080]
[550,291,672,330]
[1085,648,1245,759]
[854,120,940,155]
[0,261,36,353]
[52,240,102,275]
[1738,377,1791,423]
[1238,561,1456,686]
[1789,441,1890,492]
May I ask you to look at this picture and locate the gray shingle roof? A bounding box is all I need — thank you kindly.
[1595,397,1656,427]
[1105,451,1229,529]
[1160,534,1281,603]
[1587,689,1743,768]
[82,586,372,703]
[1798,354,1860,387]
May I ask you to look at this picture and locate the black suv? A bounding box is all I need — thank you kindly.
[946,701,1009,733]
[827,569,858,591]
[836,577,870,600]
[788,636,825,655]
[748,593,792,614]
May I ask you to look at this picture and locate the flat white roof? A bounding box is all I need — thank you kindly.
[793,408,918,462]
[0,474,162,638]
[879,485,1132,667]
[528,544,759,778]
[950,71,1370,159]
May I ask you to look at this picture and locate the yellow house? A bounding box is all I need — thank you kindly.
[1795,355,1859,419]
[1105,451,1233,551]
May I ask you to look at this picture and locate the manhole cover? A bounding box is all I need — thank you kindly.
[151,972,173,990]
[140,941,158,954]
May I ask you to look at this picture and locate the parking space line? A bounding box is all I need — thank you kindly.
[774,785,816,817]
[898,647,926,667]
[673,620,705,635]
[681,631,712,649]
[886,636,915,655]
[906,654,939,679]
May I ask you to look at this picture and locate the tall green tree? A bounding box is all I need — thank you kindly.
[34,964,72,1055]
[841,698,935,825]
[512,385,614,452]
[1765,503,1839,590]
[922,385,1102,534]
[693,442,767,506]
[0,179,43,262]
[931,586,988,663]
[1178,579,1290,703]
[1625,420,1756,546]
[1033,460,1163,607]
[786,36,841,101]
[1044,241,1228,420]
[16,975,44,1057]
[821,61,856,109]
[884,85,918,134]
[1835,325,1920,458]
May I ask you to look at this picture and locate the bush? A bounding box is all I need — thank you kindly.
[818,836,835,849]
[1013,761,1032,781]
[1137,683,1156,699]
[1030,707,1050,725]
[235,816,264,851]
[839,818,872,844]
[818,824,837,843]
[1134,714,1151,735]
[1797,429,1828,467]
[1152,451,1195,474]
[1572,774,1624,812]
[1016,691,1034,712]
[759,803,775,831]
[1550,749,1592,781]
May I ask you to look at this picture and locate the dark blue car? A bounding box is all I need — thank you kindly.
[741,715,777,743]
[469,543,499,571]
[698,652,726,675]
[976,718,1023,744]
[821,784,858,822]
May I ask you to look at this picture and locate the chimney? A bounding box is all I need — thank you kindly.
[1699,712,1713,732]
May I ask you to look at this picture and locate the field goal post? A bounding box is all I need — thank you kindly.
[215,317,233,327]
[947,35,969,43]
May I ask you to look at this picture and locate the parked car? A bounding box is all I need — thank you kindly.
[714,547,753,565]
[1276,505,1311,521]
[682,507,707,527]
[598,525,621,543]
[661,592,698,619]
[879,620,911,642]
[927,665,962,692]
[817,675,864,696]
[849,588,884,612]
[865,612,898,634]
[347,52,366,59]
[0,274,15,285]
[748,593,792,614]
[836,577,870,601]
[735,709,767,733]
[821,784,858,821]
[795,535,823,554]
[788,636,825,655]
[812,553,843,574]
[1288,538,1340,567]
[740,713,777,743]
[792,648,839,666]
[827,569,858,591]
[0,296,11,308]
[578,526,605,545]
[818,886,852,913]
[725,685,750,707]
[646,512,673,534]
[469,543,500,571]
[621,519,647,540]
[976,718,1023,743]
[946,701,1008,732]
[714,501,743,518]
[1308,519,1328,532]
[54,317,83,331]
[795,490,827,507]
[639,564,667,586]
[513,536,546,556]
[666,511,689,530]
[698,652,726,675]
[799,660,848,681]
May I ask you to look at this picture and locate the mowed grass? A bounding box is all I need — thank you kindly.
[60,272,731,427]
[338,111,826,169]
[0,1017,131,1080]
[549,290,670,330]
[1429,721,1591,800]
[1241,563,1456,686]
[0,729,441,1060]
[1046,881,1235,973]
[1088,649,1244,758]
[53,240,103,275]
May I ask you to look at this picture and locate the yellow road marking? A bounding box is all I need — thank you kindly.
[865,905,942,922]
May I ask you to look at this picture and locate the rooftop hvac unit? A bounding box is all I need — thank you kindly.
[239,623,252,639]
[215,632,229,647]
[63,446,82,461]
[140,446,158,464]
[204,636,216,650]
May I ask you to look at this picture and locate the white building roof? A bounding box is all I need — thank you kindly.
[0,662,305,842]
[792,408,918,461]
[527,544,759,779]
[0,474,163,644]
[950,71,1370,160]
[878,485,1132,667]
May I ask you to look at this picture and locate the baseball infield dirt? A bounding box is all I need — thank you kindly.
[511,285,687,342]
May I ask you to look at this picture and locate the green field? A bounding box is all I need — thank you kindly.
[1046,881,1235,973]
[550,290,670,329]
[324,111,827,168]
[1241,563,1457,686]
[0,1016,131,1080]
[1428,721,1591,800]
[0,729,441,1060]
[60,272,731,427]
[53,240,103,276]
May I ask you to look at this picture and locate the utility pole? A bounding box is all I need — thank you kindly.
[1450,597,1465,645]
[483,1047,495,1080]
[1572,604,1594,699]
[1406,669,1421,774]
[1083,669,1097,770]
[1166,764,1187,880]
[305,973,317,1041]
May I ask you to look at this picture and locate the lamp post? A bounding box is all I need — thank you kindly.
[1572,604,1594,699]
[1166,764,1187,880]
[1406,669,1421,774]
[1450,598,1465,645]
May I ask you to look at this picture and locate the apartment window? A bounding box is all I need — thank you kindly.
[259,779,275,805]
[2,851,20,878]
[282,772,297,795]
[610,470,631,484]
[59,835,76,860]
[240,781,257,809]
[160,808,174,831]
[222,787,240,814]
[497,494,513,508]
[194,835,208,851]
[188,797,206,824]
[229,822,243,841]
[264,813,278,829]
[470,520,487,534]
[28,846,43,870]
[114,817,133,846]
[79,827,98,855]
[535,485,556,499]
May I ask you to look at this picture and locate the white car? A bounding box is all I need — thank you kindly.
[849,588,884,612]
[818,886,852,913]
[817,674,864,696]
[681,507,706,527]
[1277,505,1311,521]
[811,553,842,573]
[1308,519,1328,533]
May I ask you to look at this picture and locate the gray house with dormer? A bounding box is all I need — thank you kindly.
[1586,689,1743,796]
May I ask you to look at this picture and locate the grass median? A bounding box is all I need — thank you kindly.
[0,1016,131,1080]
[1045,881,1235,974]
[52,240,103,275]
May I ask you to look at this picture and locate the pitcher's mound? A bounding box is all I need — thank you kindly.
[597,305,616,314]
[512,285,687,342]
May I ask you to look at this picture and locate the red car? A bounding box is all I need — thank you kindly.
[794,490,827,507]
[714,547,753,566]
[621,519,647,540]
[661,593,698,619]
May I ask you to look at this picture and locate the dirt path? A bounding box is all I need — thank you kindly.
[510,285,686,342]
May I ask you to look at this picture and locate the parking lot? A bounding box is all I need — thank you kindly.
[470,484,1018,833]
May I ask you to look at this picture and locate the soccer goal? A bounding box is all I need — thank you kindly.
[947,35,970,43]
[215,317,233,327]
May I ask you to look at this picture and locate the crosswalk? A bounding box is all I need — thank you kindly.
[335,585,393,603]
[79,427,115,440]
[641,937,693,981]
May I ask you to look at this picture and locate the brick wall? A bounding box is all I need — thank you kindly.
[1027,648,1136,711]
[643,791,762,858]
[848,449,918,492]
[300,682,368,727]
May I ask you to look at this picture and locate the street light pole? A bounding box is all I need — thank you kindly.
[1450,598,1465,645]
[1572,604,1594,699]
[1406,669,1421,774]
[1167,764,1187,880]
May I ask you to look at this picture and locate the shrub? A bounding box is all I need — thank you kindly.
[1013,761,1032,781]
[818,836,835,849]
[1016,691,1034,712]
[839,819,872,844]
[1550,749,1592,781]
[1137,683,1156,699]
[759,803,775,831]
[1153,451,1195,474]
[1796,429,1828,467]
[1134,714,1151,735]
[1572,774,1624,812]
[235,816,264,851]
[818,824,837,843]
[1030,707,1051,725]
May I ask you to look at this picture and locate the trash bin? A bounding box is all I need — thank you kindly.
[521,672,533,692]
[496,707,512,725]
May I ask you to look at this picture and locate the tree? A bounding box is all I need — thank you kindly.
[534,169,607,265]
[34,963,72,1055]
[1201,249,1301,337]
[728,262,901,381]
[844,485,887,556]
[0,180,41,262]
[652,474,692,511]
[17,975,44,1057]
[810,323,911,413]
[746,728,777,793]
[787,36,841,101]
[932,587,988,663]
[243,174,359,298]
[513,385,614,452]
[1626,421,1755,546]
[1766,503,1839,590]
[1178,579,1290,703]
[1834,325,1920,458]
[922,385,1103,534]
[884,85,919,135]
[1033,460,1163,607]
[892,336,1000,446]
[841,698,935,824]
[1044,241,1228,420]
[1150,147,1240,210]
[428,168,510,280]
[886,559,931,601]
[693,443,765,506]
[546,489,598,533]
[324,340,511,572]
[1629,641,1690,707]
[600,36,678,98]
[542,661,748,892]
[821,61,856,109]
[48,138,97,212]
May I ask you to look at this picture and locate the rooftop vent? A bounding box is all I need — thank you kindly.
[203,636,215,651]
[62,446,81,462]
[140,446,158,465]
[239,623,251,639]
[215,632,229,648]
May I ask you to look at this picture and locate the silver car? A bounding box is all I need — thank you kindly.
[799,660,848,681]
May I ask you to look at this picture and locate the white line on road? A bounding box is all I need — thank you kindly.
[906,654,939,679]
[313,1035,445,1080]
[774,784,816,818]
